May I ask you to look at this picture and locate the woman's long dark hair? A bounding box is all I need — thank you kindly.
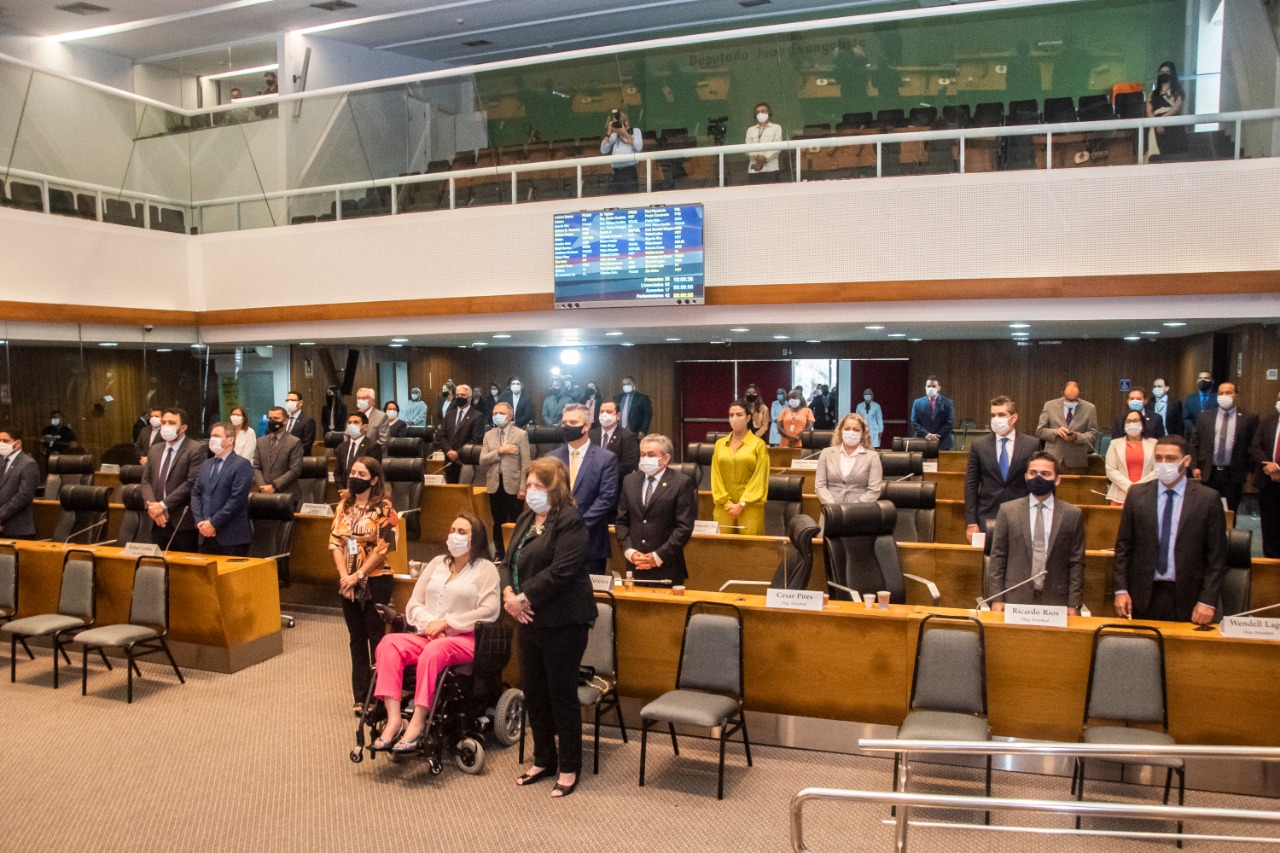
[1153,60,1185,101]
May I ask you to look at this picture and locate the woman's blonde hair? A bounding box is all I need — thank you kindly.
[832,413,872,450]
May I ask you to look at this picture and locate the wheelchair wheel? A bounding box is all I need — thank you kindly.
[492,688,524,747]
[454,737,485,774]
[349,748,363,764]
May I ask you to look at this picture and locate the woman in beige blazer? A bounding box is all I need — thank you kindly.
[1104,410,1157,504]
[815,413,883,506]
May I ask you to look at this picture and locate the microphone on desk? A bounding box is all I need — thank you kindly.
[59,518,109,545]
[632,578,673,586]
[1089,489,1109,499]
[827,581,861,602]
[719,580,772,592]
[895,473,917,482]
[974,570,1047,612]
[1221,602,1280,621]
[798,450,823,460]
[163,507,190,553]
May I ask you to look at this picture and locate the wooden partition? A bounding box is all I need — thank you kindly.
[925,471,1111,505]
[939,449,1106,477]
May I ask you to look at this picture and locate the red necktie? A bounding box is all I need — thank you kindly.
[1273,423,1280,463]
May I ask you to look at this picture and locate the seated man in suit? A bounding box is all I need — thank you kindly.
[335,413,381,491]
[615,434,696,586]
[1191,382,1258,512]
[1114,435,1227,624]
[437,384,485,484]
[1111,386,1164,439]
[191,422,255,556]
[135,407,164,464]
[139,407,205,553]
[253,406,304,499]
[964,395,1037,541]
[0,428,39,540]
[589,401,639,479]
[1147,378,1183,437]
[986,451,1085,614]
[283,390,317,453]
[548,403,618,573]
[478,402,531,558]
[1035,380,1099,475]
[909,375,954,450]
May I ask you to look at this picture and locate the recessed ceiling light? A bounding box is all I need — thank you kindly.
[191,343,206,349]
[605,331,624,336]
[729,327,749,333]
[1012,332,1030,337]
[299,341,316,346]
[865,325,885,330]
[665,337,682,342]
[390,337,408,343]
[1124,336,1141,341]
[472,341,488,346]
[887,333,907,338]
[457,345,467,349]
[806,340,821,344]
[98,342,118,347]
[155,347,172,352]
[620,342,634,347]
[772,334,789,340]
[1140,330,1160,336]
[1009,323,1031,329]
[492,333,512,339]
[709,340,724,345]
[1162,321,1187,327]
[908,338,923,342]
[388,343,404,348]
[560,348,581,365]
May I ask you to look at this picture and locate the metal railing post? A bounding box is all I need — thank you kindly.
[1045,131,1053,170]
[876,141,882,178]
[511,171,518,204]
[958,137,966,174]
[645,159,652,193]
[1138,125,1145,163]
[718,152,724,187]
[448,177,456,209]
[1235,119,1243,159]
[576,164,583,198]
[334,189,342,221]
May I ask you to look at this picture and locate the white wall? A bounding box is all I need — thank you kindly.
[0,30,132,92]
[134,64,199,110]
[1220,0,1280,157]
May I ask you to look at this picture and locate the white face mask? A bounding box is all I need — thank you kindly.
[492,413,508,427]
[598,413,617,428]
[410,392,421,401]
[1154,461,1185,486]
[1124,422,1144,437]
[842,430,862,446]
[925,386,939,398]
[526,488,550,514]
[1275,401,1280,415]
[510,384,522,394]
[1152,386,1166,399]
[386,409,398,422]
[51,418,61,427]
[446,532,470,558]
[622,384,634,395]
[230,414,244,426]
[788,398,800,409]
[756,111,770,123]
[207,436,224,454]
[863,394,873,402]
[150,416,162,428]
[356,398,370,411]
[1064,400,1078,410]
[159,424,179,442]
[990,417,1010,436]
[638,456,662,476]
[284,400,299,414]
[0,442,14,458]
[346,424,362,438]
[1218,394,1235,410]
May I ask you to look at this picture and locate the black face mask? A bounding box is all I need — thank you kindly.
[266,420,284,433]
[1026,475,1055,497]
[1157,73,1171,86]
[348,476,372,495]
[746,394,758,402]
[456,397,469,407]
[1198,379,1212,392]
[562,424,585,442]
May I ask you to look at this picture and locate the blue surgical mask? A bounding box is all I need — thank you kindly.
[526,488,550,514]
[1128,400,1143,411]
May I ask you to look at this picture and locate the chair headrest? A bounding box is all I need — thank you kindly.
[685,442,715,466]
[983,518,997,555]
[455,444,482,466]
[405,426,433,441]
[383,457,425,482]
[323,431,345,449]
[117,464,145,485]
[881,480,937,510]
[386,437,424,458]
[301,456,329,478]
[119,483,147,511]
[1226,528,1252,569]
[249,492,298,520]
[667,463,699,482]
[878,451,924,477]
[59,484,111,511]
[801,430,834,449]
[50,453,95,475]
[705,431,729,445]
[787,513,819,545]
[821,501,897,537]
[891,437,939,459]
[527,425,564,445]
[767,474,803,502]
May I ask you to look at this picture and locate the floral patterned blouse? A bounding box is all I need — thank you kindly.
[328,497,398,578]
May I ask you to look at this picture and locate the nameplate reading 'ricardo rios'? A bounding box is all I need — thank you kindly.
[1004,604,1068,627]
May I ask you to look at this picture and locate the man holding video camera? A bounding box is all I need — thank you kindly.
[600,109,643,194]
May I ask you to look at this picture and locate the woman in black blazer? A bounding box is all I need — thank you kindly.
[501,456,595,799]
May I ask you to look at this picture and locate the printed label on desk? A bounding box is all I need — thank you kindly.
[693,520,720,535]
[1004,604,1068,627]
[590,575,615,592]
[430,451,445,461]
[300,502,334,516]
[969,532,986,550]
[922,460,938,474]
[765,588,824,611]
[423,474,445,486]
[99,463,121,475]
[121,542,162,557]
[789,459,819,470]
[1220,616,1280,640]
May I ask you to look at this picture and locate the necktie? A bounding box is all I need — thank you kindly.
[569,447,581,489]
[348,441,357,472]
[643,475,657,507]
[0,456,12,482]
[1031,502,1047,592]
[1215,411,1233,466]
[930,398,936,414]
[621,395,631,427]
[208,457,224,489]
[601,431,609,449]
[1156,489,1176,579]
[1273,423,1280,463]
[157,446,175,500]
[998,437,1010,481]
[1065,406,1074,426]
[864,402,869,414]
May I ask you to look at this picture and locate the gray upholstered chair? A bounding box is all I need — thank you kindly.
[881,481,937,543]
[3,549,96,687]
[1072,624,1184,835]
[44,453,95,501]
[1217,528,1253,618]
[115,483,151,547]
[72,556,185,703]
[771,513,819,590]
[51,485,113,544]
[639,601,751,800]
[893,614,991,821]
[0,543,17,627]
[764,474,803,537]
[248,492,298,588]
[821,502,939,604]
[383,457,424,541]
[298,456,329,505]
[386,437,425,459]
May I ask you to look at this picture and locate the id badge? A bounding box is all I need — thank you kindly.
[346,537,359,557]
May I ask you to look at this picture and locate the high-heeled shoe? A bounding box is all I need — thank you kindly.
[370,724,403,752]
[551,776,578,799]
[391,730,425,753]
[516,766,557,786]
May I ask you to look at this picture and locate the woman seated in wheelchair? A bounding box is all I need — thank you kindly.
[371,512,499,753]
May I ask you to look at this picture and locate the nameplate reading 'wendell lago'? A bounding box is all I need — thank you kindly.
[1220,617,1280,640]
[1004,604,1068,627]
[765,589,825,611]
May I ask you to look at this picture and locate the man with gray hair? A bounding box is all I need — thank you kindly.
[355,387,390,447]
[615,433,697,585]
[438,384,485,485]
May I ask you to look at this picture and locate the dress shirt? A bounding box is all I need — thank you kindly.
[1214,407,1236,464]
[1063,401,1078,423]
[838,445,866,478]
[623,466,667,566]
[745,122,783,172]
[600,127,643,166]
[403,555,500,635]
[599,427,615,448]
[1153,397,1168,431]
[1116,475,1186,595]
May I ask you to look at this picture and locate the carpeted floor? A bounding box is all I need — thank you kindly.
[2,609,1275,852]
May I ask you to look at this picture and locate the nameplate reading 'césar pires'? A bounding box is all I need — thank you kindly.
[765,589,824,611]
[1004,604,1068,627]
[1219,617,1280,640]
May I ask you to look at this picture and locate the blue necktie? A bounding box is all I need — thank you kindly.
[1156,489,1176,579]
[998,438,1009,481]
[209,457,223,489]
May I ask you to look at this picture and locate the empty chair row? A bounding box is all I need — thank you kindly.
[2,182,186,232]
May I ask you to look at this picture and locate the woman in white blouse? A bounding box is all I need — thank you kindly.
[370,512,499,753]
[229,405,257,462]
[815,413,884,505]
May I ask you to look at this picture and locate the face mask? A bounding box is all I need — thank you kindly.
[562,423,585,442]
[446,533,470,558]
[410,392,421,401]
[1198,379,1212,392]
[1154,461,1184,486]
[386,410,399,422]
[990,417,1010,436]
[842,430,862,446]
[1128,400,1144,411]
[511,384,522,394]
[1125,422,1144,437]
[788,399,800,409]
[492,413,508,427]
[745,394,758,402]
[490,388,499,397]
[284,400,298,414]
[587,386,597,394]
[599,413,617,428]
[150,416,162,428]
[777,394,785,402]
[266,420,284,433]
[456,397,470,407]
[230,414,244,426]
[756,112,770,123]
[925,386,939,398]
[0,442,14,458]
[1152,387,1166,399]
[160,424,179,442]
[347,476,372,495]
[1157,72,1171,86]
[622,384,634,395]
[637,456,662,477]
[208,436,224,454]
[51,418,61,427]
[1276,402,1280,415]
[1218,395,1235,410]
[1064,400,1077,409]
[864,394,873,402]
[526,488,550,514]
[356,399,370,411]
[1026,475,1055,497]
[346,424,363,438]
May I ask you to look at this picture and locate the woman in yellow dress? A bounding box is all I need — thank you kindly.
[710,399,770,535]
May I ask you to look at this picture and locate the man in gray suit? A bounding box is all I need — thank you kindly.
[965,395,1038,540]
[252,406,304,499]
[355,387,390,447]
[986,451,1086,613]
[478,402,531,558]
[1035,381,1099,474]
[0,428,39,539]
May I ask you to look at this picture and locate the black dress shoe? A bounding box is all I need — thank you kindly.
[551,778,578,799]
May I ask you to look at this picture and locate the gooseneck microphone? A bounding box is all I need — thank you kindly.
[974,570,1048,612]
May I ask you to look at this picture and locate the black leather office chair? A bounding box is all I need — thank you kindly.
[249,493,298,588]
[526,426,564,459]
[384,457,424,541]
[51,485,112,544]
[1218,529,1253,618]
[771,514,819,590]
[800,430,834,450]
[116,464,145,485]
[45,453,95,501]
[386,437,424,458]
[821,501,939,604]
[892,437,939,459]
[115,484,150,548]
[298,456,329,505]
[881,481,937,543]
[878,451,924,481]
[323,431,345,456]
[764,474,803,537]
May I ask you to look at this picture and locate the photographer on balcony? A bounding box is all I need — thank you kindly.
[600,109,643,194]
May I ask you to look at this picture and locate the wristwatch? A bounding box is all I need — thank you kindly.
[356,570,365,581]
[517,593,528,606]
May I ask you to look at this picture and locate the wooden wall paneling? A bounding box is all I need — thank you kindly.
[1227,323,1280,417]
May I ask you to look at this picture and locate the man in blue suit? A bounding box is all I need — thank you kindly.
[1183,370,1215,435]
[909,374,955,450]
[548,403,618,574]
[191,422,255,556]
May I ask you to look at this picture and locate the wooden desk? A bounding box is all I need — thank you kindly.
[939,449,1107,477]
[925,472,1111,506]
[9,541,281,672]
[935,499,1235,549]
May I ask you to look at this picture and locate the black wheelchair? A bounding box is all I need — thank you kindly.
[349,608,524,776]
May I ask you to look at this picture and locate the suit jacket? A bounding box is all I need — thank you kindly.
[1146,396,1184,437]
[498,506,596,628]
[0,450,39,537]
[190,451,255,547]
[1183,389,1215,435]
[140,437,206,531]
[1104,437,1157,503]
[987,496,1085,609]
[589,425,639,478]
[284,413,316,452]
[1112,411,1164,440]
[614,390,653,435]
[1193,407,1259,485]
[135,425,163,458]
[438,403,485,471]
[909,395,954,449]
[321,397,348,434]
[814,445,883,505]
[478,425,532,495]
[365,406,390,447]
[615,466,697,585]
[252,431,304,496]
[963,431,1037,526]
[334,435,382,489]
[1250,411,1280,491]
[497,390,535,428]
[1035,397,1099,469]
[548,442,619,562]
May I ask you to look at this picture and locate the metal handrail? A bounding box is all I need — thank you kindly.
[789,788,1280,852]
[859,738,1280,760]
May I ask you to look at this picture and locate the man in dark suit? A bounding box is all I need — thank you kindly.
[283,389,317,453]
[191,422,255,556]
[589,401,639,478]
[438,384,485,484]
[1182,370,1215,435]
[497,376,535,429]
[1114,435,1227,624]
[964,395,1037,541]
[1147,378,1183,437]
[139,407,205,553]
[1111,386,1164,439]
[909,374,954,449]
[548,403,618,573]
[986,451,1085,613]
[0,428,39,539]
[614,375,652,436]
[1191,382,1258,512]
[1251,391,1280,558]
[321,386,348,435]
[135,407,164,463]
[615,434,696,585]
[40,410,77,455]
[335,413,381,490]
[253,406,304,499]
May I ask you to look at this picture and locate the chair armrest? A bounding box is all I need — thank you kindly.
[903,573,941,606]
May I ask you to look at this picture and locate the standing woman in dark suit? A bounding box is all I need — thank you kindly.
[502,456,594,799]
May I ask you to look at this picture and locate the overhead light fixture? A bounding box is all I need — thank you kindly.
[739,0,772,7]
[1140,330,1160,336]
[908,338,923,342]
[52,0,276,42]
[56,2,109,14]
[864,325,884,330]
[887,333,907,338]
[1011,332,1030,337]
[462,39,492,47]
[559,350,580,365]
[620,342,634,347]
[1124,336,1141,341]
[98,341,118,347]
[806,340,821,344]
[472,341,488,346]
[191,343,207,349]
[155,347,172,352]
[1163,321,1187,327]
[493,333,512,339]
[729,327,749,333]
[457,345,467,349]
[299,341,316,346]
[203,63,279,81]
[310,0,356,10]
[665,337,682,342]
[772,334,789,340]
[1009,323,1031,329]
[390,337,409,343]
[388,343,404,348]
[605,331,624,336]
